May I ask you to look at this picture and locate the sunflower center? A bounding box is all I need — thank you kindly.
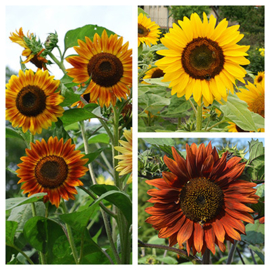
[180,177,224,223]
[236,125,249,132]
[257,76,263,83]
[151,69,164,78]
[249,94,264,118]
[35,155,68,188]
[16,85,47,117]
[87,52,123,87]
[182,37,225,80]
[138,24,149,37]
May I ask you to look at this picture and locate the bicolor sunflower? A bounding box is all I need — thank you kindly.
[142,66,164,84]
[237,81,264,132]
[10,28,48,70]
[66,30,132,108]
[115,128,132,184]
[16,137,89,208]
[6,69,64,135]
[156,13,250,106]
[254,71,265,86]
[138,13,161,47]
[146,142,259,255]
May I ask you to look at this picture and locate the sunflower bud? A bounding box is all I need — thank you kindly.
[44,32,58,51]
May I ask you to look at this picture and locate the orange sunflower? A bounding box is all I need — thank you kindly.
[146,142,259,255]
[66,30,132,108]
[10,27,48,70]
[16,137,89,207]
[6,69,64,135]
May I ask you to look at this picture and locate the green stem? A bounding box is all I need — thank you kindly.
[31,202,46,264]
[206,119,226,132]
[95,143,114,173]
[112,106,120,189]
[11,245,35,264]
[196,102,203,131]
[61,201,79,264]
[47,51,66,75]
[226,240,238,264]
[189,99,197,114]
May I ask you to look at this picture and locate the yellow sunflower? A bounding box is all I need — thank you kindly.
[237,81,264,131]
[115,128,132,184]
[138,13,161,47]
[156,12,250,106]
[142,66,165,84]
[254,71,265,86]
[96,175,115,186]
[16,137,89,208]
[66,30,132,108]
[10,28,48,70]
[227,122,251,132]
[6,69,64,135]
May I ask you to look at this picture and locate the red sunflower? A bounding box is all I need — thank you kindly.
[145,142,259,255]
[16,137,89,207]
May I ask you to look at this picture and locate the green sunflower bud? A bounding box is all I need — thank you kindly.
[44,32,58,51]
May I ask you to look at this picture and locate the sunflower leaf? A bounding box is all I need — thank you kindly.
[64,24,115,52]
[241,220,264,245]
[166,95,192,115]
[58,83,80,107]
[6,220,18,246]
[6,127,24,141]
[6,193,47,211]
[220,94,257,131]
[90,184,118,195]
[84,147,108,165]
[248,244,264,263]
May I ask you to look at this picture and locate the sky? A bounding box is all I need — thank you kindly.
[5,5,134,79]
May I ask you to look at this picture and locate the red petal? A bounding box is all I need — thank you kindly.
[193,222,204,252]
[171,147,189,181]
[201,155,214,176]
[204,226,216,254]
[212,219,225,243]
[162,171,182,189]
[224,207,255,223]
[186,144,197,178]
[145,178,171,190]
[177,218,193,245]
[224,198,254,213]
[196,143,207,172]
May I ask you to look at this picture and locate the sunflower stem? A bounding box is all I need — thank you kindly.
[206,119,226,132]
[47,51,66,75]
[196,102,203,131]
[202,248,211,264]
[11,245,35,264]
[226,240,238,264]
[61,200,79,264]
[189,99,197,114]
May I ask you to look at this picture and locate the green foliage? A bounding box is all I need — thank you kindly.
[168,6,211,21]
[246,47,265,74]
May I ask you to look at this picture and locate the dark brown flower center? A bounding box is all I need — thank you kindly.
[35,155,68,188]
[16,85,47,117]
[138,24,150,37]
[151,68,164,78]
[235,125,249,132]
[182,37,225,81]
[87,52,123,87]
[180,177,224,223]
[257,76,263,83]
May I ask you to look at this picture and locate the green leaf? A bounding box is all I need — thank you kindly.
[6,127,24,141]
[23,216,66,261]
[76,133,110,150]
[64,24,115,52]
[138,7,148,16]
[147,235,165,245]
[241,220,264,245]
[143,77,170,88]
[60,106,98,126]
[220,94,257,131]
[6,220,18,246]
[143,138,176,147]
[156,256,178,264]
[90,184,118,196]
[6,193,47,211]
[52,118,72,143]
[166,95,192,115]
[84,147,107,165]
[248,244,264,263]
[60,73,79,88]
[94,190,132,225]
[59,83,80,107]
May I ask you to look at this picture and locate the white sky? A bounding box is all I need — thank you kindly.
[5,4,134,79]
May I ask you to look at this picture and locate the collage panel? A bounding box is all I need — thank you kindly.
[5,5,132,265]
[138,137,265,264]
[138,5,264,133]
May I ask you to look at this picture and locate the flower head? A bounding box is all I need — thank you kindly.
[138,13,161,47]
[115,128,132,184]
[6,69,64,135]
[146,142,259,255]
[10,27,48,70]
[254,71,265,86]
[16,137,89,207]
[156,13,250,106]
[142,66,164,84]
[66,30,132,108]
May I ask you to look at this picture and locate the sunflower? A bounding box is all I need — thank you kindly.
[237,81,264,132]
[6,69,64,135]
[96,175,115,186]
[227,122,251,132]
[10,28,48,70]
[66,30,132,108]
[142,66,165,84]
[16,137,89,208]
[138,13,161,47]
[254,71,265,86]
[156,13,250,106]
[115,128,132,184]
[145,142,259,255]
